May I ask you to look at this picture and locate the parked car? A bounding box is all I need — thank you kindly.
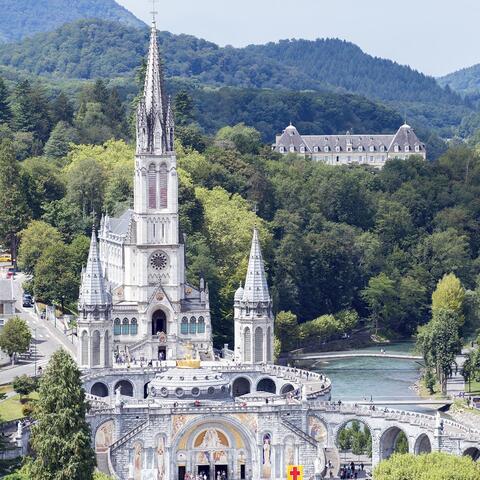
[0,252,11,263]
[22,294,33,308]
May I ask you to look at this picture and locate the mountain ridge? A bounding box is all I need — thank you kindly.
[0,0,145,43]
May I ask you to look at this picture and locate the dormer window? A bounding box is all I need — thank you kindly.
[324,146,330,153]
[405,145,410,152]
[380,145,385,152]
[290,145,295,153]
[300,145,305,153]
[394,144,399,153]
[313,146,319,153]
[358,146,363,152]
[415,144,420,153]
[279,146,285,153]
[335,146,341,152]
[370,145,375,152]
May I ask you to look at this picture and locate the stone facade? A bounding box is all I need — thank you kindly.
[273,123,427,168]
[80,19,478,480]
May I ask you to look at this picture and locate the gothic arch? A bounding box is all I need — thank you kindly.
[414,433,432,455]
[159,163,168,209]
[91,382,109,398]
[254,327,263,363]
[81,331,88,366]
[114,379,134,397]
[151,308,167,336]
[280,383,295,395]
[266,326,272,362]
[104,330,110,367]
[232,376,251,397]
[379,426,409,460]
[148,163,157,209]
[92,330,101,367]
[335,418,373,458]
[463,447,480,461]
[244,327,251,362]
[256,377,276,394]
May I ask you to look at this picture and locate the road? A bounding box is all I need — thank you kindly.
[0,272,76,384]
[291,352,423,362]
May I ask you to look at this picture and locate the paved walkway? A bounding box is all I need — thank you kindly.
[447,352,467,398]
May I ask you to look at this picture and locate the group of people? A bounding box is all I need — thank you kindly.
[183,471,228,480]
[338,461,364,479]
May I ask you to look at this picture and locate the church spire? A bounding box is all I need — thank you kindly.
[242,228,270,303]
[136,20,173,155]
[79,229,110,308]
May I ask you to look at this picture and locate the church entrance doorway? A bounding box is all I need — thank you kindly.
[198,465,210,478]
[157,346,166,360]
[178,466,186,479]
[214,465,228,478]
[152,310,166,336]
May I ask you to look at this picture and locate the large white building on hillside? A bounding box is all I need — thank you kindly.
[273,123,426,168]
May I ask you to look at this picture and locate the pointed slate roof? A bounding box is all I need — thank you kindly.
[79,230,110,307]
[144,21,166,122]
[242,228,270,303]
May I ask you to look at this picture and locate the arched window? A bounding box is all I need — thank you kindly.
[159,164,168,209]
[244,327,251,362]
[104,331,110,367]
[122,318,129,335]
[148,164,157,209]
[81,331,88,366]
[92,331,100,367]
[267,326,272,362]
[130,318,138,335]
[197,317,205,334]
[181,317,188,335]
[324,146,329,153]
[114,318,121,336]
[254,327,264,363]
[189,317,197,334]
[405,145,410,152]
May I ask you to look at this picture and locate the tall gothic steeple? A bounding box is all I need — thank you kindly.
[77,229,112,369]
[136,21,174,155]
[234,228,274,364]
[242,227,271,303]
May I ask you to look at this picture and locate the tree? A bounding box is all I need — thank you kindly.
[374,452,480,480]
[174,90,195,126]
[0,76,12,124]
[51,92,74,125]
[33,242,79,306]
[394,432,409,454]
[44,121,79,159]
[361,273,398,334]
[12,374,36,400]
[29,349,95,480]
[0,140,30,264]
[275,311,298,352]
[18,221,63,274]
[431,273,465,322]
[0,317,31,365]
[215,123,262,155]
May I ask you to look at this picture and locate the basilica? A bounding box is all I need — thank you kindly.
[77,20,479,480]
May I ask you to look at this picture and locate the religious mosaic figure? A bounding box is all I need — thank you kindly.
[133,442,143,480]
[200,429,223,448]
[284,437,295,470]
[156,436,166,480]
[308,416,328,444]
[262,434,272,478]
[95,421,114,452]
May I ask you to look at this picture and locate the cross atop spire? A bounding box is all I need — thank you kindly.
[150,0,158,25]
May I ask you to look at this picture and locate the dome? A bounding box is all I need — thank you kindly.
[285,123,297,134]
[400,123,411,129]
[148,367,230,400]
[234,286,244,301]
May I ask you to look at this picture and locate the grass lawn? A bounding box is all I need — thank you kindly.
[0,384,13,395]
[467,379,480,395]
[0,392,38,421]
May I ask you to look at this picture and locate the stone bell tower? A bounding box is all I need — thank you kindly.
[234,228,274,364]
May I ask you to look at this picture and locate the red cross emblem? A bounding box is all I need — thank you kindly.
[287,465,303,480]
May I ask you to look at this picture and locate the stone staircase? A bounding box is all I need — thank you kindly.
[280,415,318,447]
[96,451,112,476]
[323,447,341,477]
[110,420,149,453]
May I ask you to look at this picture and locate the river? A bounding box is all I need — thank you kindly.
[310,343,434,412]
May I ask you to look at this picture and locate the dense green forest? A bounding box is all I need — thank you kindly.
[0,0,144,43]
[0,19,472,137]
[439,63,480,95]
[1,68,480,347]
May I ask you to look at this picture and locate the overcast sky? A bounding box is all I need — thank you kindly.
[117,0,480,77]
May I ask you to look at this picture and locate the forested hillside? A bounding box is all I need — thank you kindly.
[439,64,480,95]
[0,0,144,43]
[0,19,470,137]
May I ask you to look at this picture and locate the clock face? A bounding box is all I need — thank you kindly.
[150,252,168,271]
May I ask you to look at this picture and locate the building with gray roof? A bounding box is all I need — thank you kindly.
[273,123,426,168]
